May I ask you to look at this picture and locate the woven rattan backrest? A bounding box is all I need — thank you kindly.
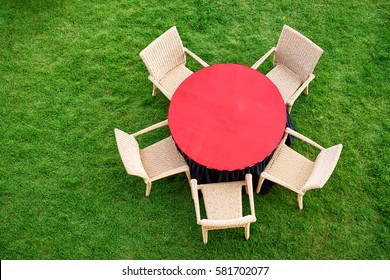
[114,128,149,180]
[139,26,186,81]
[200,182,243,220]
[304,144,342,190]
[275,25,323,82]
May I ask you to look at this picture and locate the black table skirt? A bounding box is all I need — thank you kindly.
[178,108,295,194]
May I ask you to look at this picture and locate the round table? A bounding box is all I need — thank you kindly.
[168,63,288,192]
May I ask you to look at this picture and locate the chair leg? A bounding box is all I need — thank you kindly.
[152,84,157,96]
[202,227,208,244]
[244,224,250,240]
[145,181,152,197]
[304,85,309,95]
[298,194,304,210]
[287,104,292,114]
[256,176,265,193]
[185,170,191,183]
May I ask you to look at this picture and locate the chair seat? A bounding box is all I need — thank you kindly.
[265,144,315,191]
[141,136,188,180]
[159,64,193,99]
[200,181,244,220]
[266,64,302,103]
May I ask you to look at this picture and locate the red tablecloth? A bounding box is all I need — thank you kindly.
[168,63,286,171]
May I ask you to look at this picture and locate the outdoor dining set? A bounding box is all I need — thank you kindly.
[114,25,343,244]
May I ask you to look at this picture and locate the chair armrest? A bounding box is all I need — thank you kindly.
[285,128,325,151]
[184,47,209,67]
[190,179,202,223]
[131,120,169,137]
[245,174,256,217]
[286,74,315,108]
[251,47,276,70]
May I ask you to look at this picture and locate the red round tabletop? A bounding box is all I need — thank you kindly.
[168,63,286,171]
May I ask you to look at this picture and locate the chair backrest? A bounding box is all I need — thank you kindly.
[139,26,186,81]
[303,144,343,191]
[191,174,255,222]
[274,25,324,82]
[114,128,149,180]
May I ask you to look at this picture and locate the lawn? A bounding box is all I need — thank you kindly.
[0,0,389,259]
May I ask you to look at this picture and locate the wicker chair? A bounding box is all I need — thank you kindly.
[256,128,342,210]
[251,25,324,113]
[139,26,209,100]
[114,120,190,196]
[190,174,256,244]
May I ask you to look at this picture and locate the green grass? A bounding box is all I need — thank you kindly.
[0,0,389,259]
